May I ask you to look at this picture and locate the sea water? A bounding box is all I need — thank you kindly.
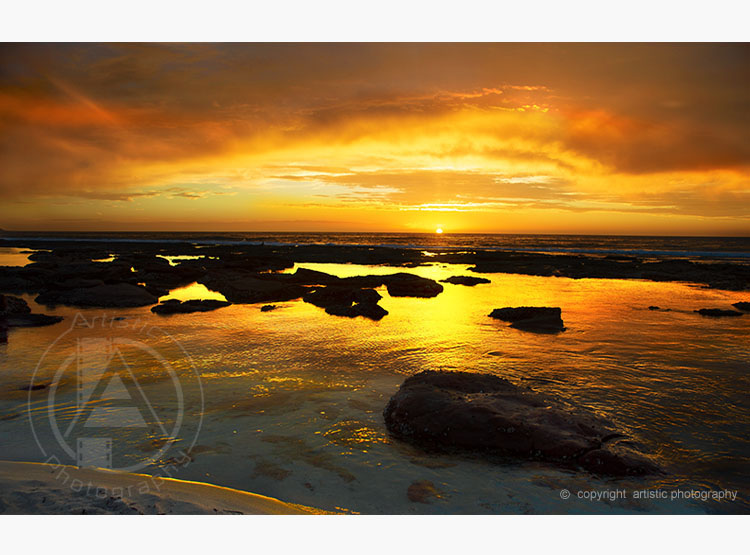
[0,238,748,514]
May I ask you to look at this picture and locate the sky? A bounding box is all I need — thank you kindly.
[0,43,748,235]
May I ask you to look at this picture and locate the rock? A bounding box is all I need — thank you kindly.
[407,480,441,504]
[18,383,48,391]
[0,294,31,315]
[383,370,659,476]
[383,273,443,298]
[440,276,491,286]
[648,306,660,310]
[0,294,63,328]
[732,301,750,312]
[285,268,341,285]
[260,304,278,312]
[150,299,231,315]
[200,273,306,304]
[35,283,158,308]
[489,306,566,333]
[304,286,387,320]
[578,443,661,477]
[303,286,381,308]
[694,308,744,317]
[325,302,388,320]
[3,313,64,327]
[55,278,106,290]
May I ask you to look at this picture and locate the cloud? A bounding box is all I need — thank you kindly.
[0,43,748,232]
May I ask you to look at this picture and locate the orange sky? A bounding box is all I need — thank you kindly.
[0,43,748,235]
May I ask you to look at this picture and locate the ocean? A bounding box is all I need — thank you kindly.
[0,233,748,514]
[3,231,750,261]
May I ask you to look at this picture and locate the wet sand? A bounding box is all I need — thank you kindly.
[0,460,327,514]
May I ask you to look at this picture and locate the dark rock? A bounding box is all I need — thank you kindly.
[489,306,566,333]
[151,299,231,315]
[55,278,106,290]
[304,286,387,320]
[578,444,661,477]
[383,371,660,477]
[35,283,158,308]
[383,273,443,298]
[325,302,388,320]
[407,480,441,504]
[3,313,63,327]
[285,268,341,285]
[648,306,660,310]
[0,294,63,328]
[200,273,306,304]
[260,304,278,312]
[0,294,31,316]
[732,301,750,312]
[440,276,491,286]
[694,308,744,317]
[304,286,381,309]
[19,383,48,391]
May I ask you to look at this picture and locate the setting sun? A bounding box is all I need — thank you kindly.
[436,227,444,234]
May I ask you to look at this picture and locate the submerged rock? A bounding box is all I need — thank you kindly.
[407,480,441,504]
[489,306,566,333]
[440,275,491,286]
[731,301,750,312]
[35,283,157,308]
[694,308,744,317]
[383,371,660,477]
[151,299,231,314]
[260,304,279,312]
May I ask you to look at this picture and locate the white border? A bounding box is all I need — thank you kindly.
[1,515,745,554]
[2,1,749,42]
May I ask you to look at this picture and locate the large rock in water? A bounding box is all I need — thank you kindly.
[732,301,750,312]
[151,299,231,315]
[383,371,660,477]
[489,306,566,333]
[303,286,388,320]
[383,273,443,298]
[35,283,158,308]
[200,273,306,304]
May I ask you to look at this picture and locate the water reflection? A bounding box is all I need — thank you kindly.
[0,247,37,266]
[159,282,227,302]
[0,262,748,513]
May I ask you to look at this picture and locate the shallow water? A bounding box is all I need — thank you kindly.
[1,262,748,513]
[0,247,37,267]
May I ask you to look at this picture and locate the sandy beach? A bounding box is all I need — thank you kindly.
[0,460,327,515]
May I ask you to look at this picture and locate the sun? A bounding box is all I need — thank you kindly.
[435,227,444,234]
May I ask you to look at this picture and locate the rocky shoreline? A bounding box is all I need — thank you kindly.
[1,238,749,296]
